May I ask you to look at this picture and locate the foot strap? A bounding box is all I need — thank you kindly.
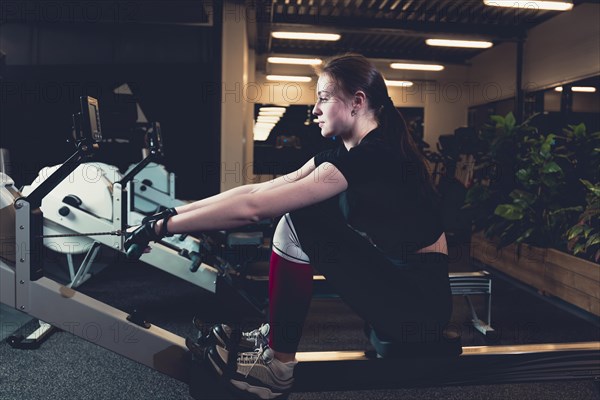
[143,207,177,238]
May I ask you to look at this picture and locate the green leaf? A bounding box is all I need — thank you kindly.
[540,147,549,158]
[541,174,558,187]
[516,228,534,243]
[505,112,516,131]
[586,235,600,248]
[490,115,505,126]
[572,123,586,138]
[581,179,600,196]
[542,161,562,174]
[495,204,525,221]
[567,224,584,240]
[549,206,584,220]
[573,243,586,254]
[516,169,530,183]
[510,189,536,204]
[530,153,543,164]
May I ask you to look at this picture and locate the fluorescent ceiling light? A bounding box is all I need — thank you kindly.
[253,128,272,141]
[256,116,280,123]
[259,107,287,112]
[254,127,273,133]
[259,111,286,117]
[266,75,312,82]
[483,1,573,11]
[255,122,276,128]
[268,57,322,65]
[555,86,597,93]
[272,32,341,41]
[390,63,445,71]
[426,39,493,49]
[385,80,414,87]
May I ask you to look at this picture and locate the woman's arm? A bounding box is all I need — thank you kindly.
[157,162,346,233]
[174,158,317,214]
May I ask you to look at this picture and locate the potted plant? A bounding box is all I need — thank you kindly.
[465,113,600,316]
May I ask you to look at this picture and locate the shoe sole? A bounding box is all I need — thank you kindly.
[230,379,286,400]
[207,346,226,376]
[207,345,291,400]
[212,328,228,348]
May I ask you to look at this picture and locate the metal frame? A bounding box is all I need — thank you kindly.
[66,241,102,288]
[7,241,103,349]
[449,271,494,335]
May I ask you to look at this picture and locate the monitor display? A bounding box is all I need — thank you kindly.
[80,96,102,142]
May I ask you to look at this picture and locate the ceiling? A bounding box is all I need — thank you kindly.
[2,1,597,69]
[251,0,598,65]
[0,1,212,26]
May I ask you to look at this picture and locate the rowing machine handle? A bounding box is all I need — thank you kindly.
[189,251,202,272]
[126,243,144,260]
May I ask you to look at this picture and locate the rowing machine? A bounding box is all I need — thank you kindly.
[20,130,220,294]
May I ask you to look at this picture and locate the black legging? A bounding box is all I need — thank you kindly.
[279,197,453,348]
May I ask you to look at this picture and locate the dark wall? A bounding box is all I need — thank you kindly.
[0,1,222,199]
[1,62,220,199]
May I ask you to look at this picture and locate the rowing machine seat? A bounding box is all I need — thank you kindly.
[366,324,462,359]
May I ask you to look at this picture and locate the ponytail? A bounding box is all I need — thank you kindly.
[378,100,437,198]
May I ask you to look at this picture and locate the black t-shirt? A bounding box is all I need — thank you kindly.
[314,127,443,258]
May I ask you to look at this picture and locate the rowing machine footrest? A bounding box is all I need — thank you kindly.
[367,325,462,359]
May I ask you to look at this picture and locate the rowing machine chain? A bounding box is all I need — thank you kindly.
[36,230,124,238]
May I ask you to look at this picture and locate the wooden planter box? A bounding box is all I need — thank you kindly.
[471,232,600,317]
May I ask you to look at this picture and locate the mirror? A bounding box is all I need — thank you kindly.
[528,75,600,133]
[467,76,599,132]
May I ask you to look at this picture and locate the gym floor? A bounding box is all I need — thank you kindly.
[1,242,599,400]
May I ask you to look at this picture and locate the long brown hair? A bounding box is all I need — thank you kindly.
[318,54,436,196]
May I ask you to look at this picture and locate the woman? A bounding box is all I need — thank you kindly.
[127,54,451,399]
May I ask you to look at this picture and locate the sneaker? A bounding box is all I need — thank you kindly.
[213,323,270,351]
[208,344,295,399]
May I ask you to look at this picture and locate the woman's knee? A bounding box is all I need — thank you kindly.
[272,214,310,264]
